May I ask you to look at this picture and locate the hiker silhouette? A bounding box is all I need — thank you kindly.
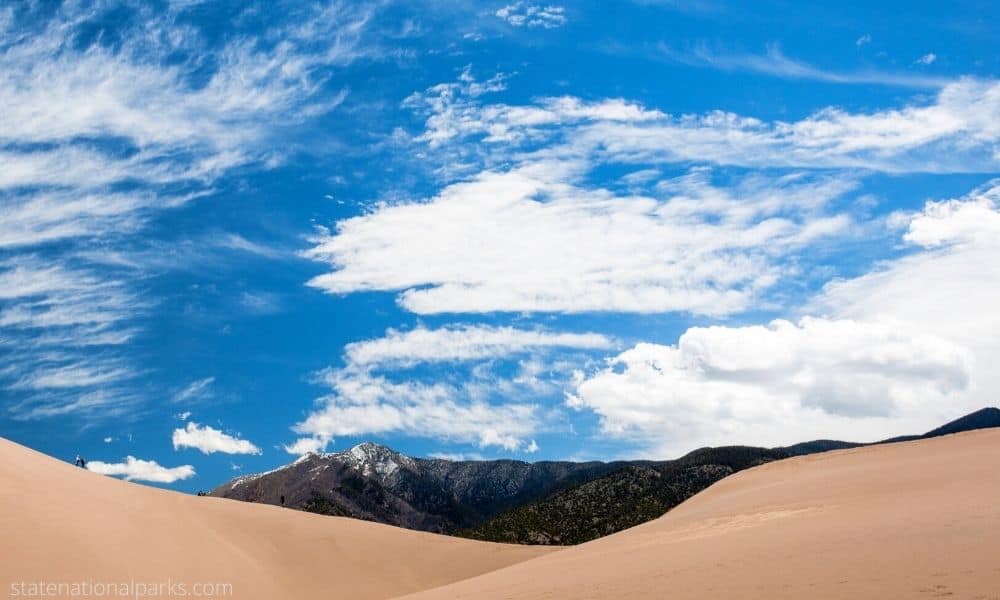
[75,455,86,468]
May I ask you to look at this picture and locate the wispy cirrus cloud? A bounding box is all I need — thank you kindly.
[286,324,608,454]
[0,258,144,420]
[401,71,1000,174]
[291,368,541,454]
[344,325,614,367]
[655,43,953,89]
[0,1,375,422]
[171,378,216,405]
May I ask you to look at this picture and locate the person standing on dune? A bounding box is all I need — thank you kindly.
[75,455,86,469]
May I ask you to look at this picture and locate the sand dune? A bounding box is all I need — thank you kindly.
[0,438,552,600]
[404,429,1000,600]
[5,431,999,600]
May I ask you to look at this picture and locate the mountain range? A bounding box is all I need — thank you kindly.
[211,407,1000,544]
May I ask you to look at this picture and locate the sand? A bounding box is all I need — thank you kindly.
[0,438,552,600]
[5,431,999,600]
[404,429,1000,600]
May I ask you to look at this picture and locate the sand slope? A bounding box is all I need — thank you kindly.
[0,438,552,599]
[404,430,1000,600]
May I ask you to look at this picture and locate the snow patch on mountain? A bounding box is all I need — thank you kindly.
[225,443,413,489]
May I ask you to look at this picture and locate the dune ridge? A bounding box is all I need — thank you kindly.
[401,429,1000,599]
[0,438,552,600]
[4,430,999,600]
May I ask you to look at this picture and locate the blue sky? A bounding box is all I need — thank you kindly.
[1,0,998,491]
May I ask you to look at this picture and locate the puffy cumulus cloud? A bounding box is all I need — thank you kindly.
[495,3,566,29]
[902,184,1000,248]
[813,181,1000,412]
[87,456,195,483]
[172,422,262,455]
[569,317,972,456]
[282,437,330,455]
[570,182,1000,457]
[344,324,614,367]
[306,167,855,315]
[288,369,539,454]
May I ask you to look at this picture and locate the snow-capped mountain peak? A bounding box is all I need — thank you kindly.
[339,442,414,478]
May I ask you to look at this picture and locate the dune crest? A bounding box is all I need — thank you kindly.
[403,430,1000,600]
[0,438,551,600]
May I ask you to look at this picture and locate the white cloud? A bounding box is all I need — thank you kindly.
[585,79,1000,173]
[306,167,855,315]
[10,362,135,391]
[901,186,1000,247]
[0,259,142,419]
[0,1,373,421]
[403,76,662,148]
[87,456,195,483]
[856,34,872,47]
[405,72,1000,173]
[176,411,192,421]
[0,189,147,249]
[495,3,566,28]
[571,182,1000,456]
[171,377,215,404]
[291,369,540,452]
[427,451,486,461]
[283,437,330,455]
[916,53,938,65]
[813,181,1000,416]
[0,3,360,161]
[305,73,999,320]
[103,437,113,443]
[657,43,948,89]
[172,422,262,455]
[0,260,139,332]
[286,324,606,454]
[344,325,614,366]
[9,389,142,421]
[569,317,971,456]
